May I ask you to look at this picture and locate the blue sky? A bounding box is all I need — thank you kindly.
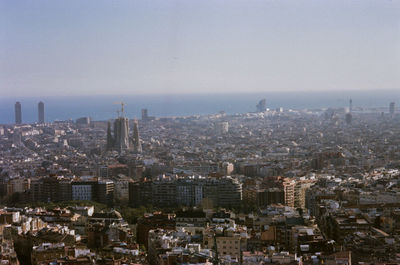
[1,0,399,97]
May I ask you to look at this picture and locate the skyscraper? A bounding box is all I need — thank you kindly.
[38,101,44,123]
[15,102,22,124]
[141,109,148,121]
[133,120,142,153]
[390,102,395,116]
[256,99,267,112]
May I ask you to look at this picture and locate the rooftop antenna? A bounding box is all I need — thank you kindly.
[113,101,126,118]
[121,102,125,117]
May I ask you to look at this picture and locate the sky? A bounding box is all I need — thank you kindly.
[1,0,399,97]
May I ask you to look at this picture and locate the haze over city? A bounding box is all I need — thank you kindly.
[1,0,400,97]
[2,1,400,265]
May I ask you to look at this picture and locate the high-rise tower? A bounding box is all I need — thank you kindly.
[133,120,142,153]
[390,102,395,116]
[141,109,148,121]
[256,99,267,112]
[15,102,22,124]
[38,101,45,123]
[349,99,352,113]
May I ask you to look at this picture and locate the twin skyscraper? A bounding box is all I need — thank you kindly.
[14,101,45,124]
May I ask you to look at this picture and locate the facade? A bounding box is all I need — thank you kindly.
[58,180,72,201]
[136,213,175,247]
[294,181,313,210]
[256,188,285,207]
[175,210,207,231]
[176,179,203,207]
[129,176,242,208]
[283,179,295,208]
[247,177,298,208]
[31,243,66,265]
[30,178,43,202]
[147,228,212,265]
[41,177,60,203]
[38,101,44,124]
[7,178,30,194]
[72,182,93,201]
[28,177,116,205]
[129,181,152,208]
[113,176,130,201]
[96,179,114,206]
[152,180,176,207]
[15,101,22,124]
[221,162,234,175]
[203,226,248,261]
[208,177,242,208]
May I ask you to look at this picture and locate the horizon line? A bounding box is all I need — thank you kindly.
[2,88,400,99]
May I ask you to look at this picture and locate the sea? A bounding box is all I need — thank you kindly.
[0,90,399,124]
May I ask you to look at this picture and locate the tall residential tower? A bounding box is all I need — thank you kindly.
[15,102,22,124]
[390,102,395,116]
[38,101,44,123]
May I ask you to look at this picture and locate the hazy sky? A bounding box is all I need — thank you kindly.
[1,0,399,97]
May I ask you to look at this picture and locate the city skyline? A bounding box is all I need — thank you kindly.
[2,90,399,125]
[1,1,400,263]
[1,0,399,97]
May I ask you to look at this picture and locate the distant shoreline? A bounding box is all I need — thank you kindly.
[0,91,399,124]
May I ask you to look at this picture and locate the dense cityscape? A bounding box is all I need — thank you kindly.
[0,99,400,264]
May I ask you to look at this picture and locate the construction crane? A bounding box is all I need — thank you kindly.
[113,102,126,117]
